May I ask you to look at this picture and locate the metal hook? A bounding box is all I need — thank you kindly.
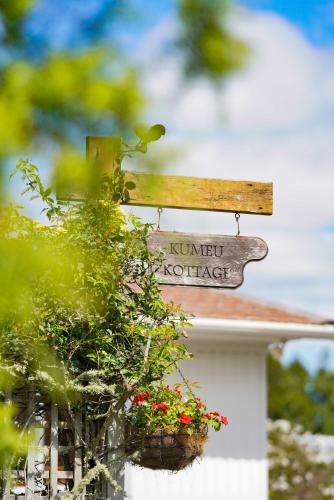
[157,207,163,231]
[235,212,241,236]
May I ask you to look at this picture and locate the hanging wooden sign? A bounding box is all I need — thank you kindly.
[147,231,268,288]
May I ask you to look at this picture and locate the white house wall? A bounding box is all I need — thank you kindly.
[125,341,268,500]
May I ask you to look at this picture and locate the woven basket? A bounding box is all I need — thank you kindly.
[125,426,208,471]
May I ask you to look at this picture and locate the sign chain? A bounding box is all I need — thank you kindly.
[157,207,163,231]
[235,212,241,236]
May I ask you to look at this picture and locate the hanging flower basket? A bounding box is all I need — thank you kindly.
[125,383,228,471]
[125,425,208,471]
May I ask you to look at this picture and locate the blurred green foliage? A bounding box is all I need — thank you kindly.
[268,354,334,435]
[0,405,29,467]
[178,0,249,79]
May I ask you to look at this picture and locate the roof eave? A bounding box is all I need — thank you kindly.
[186,318,334,344]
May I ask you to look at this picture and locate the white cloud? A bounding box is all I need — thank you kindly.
[223,11,334,131]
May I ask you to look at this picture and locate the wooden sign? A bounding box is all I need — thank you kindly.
[147,231,268,288]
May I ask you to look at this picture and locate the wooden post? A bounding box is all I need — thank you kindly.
[2,478,10,500]
[26,388,36,500]
[106,411,125,500]
[73,413,83,487]
[3,391,12,500]
[50,403,58,500]
[26,450,35,500]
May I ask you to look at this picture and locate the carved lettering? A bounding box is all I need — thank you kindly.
[214,246,224,258]
[191,244,200,256]
[202,266,211,278]
[212,267,230,279]
[168,243,225,258]
[170,243,179,255]
[163,265,173,275]
[173,265,183,276]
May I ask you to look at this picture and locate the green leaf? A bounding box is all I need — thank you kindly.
[134,123,166,144]
[146,124,166,142]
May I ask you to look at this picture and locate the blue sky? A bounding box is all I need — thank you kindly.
[240,0,334,46]
[128,0,334,46]
[27,1,334,53]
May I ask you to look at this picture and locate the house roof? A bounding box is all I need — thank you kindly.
[160,286,332,326]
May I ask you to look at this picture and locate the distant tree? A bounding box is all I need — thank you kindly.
[308,368,334,434]
[268,354,334,435]
[178,0,249,79]
[268,355,315,428]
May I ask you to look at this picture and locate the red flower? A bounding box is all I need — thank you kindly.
[165,385,170,390]
[197,402,203,409]
[158,402,169,412]
[133,391,150,405]
[152,402,169,412]
[211,412,220,417]
[175,388,182,396]
[180,413,192,425]
[221,415,229,426]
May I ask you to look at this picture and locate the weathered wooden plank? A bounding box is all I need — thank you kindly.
[123,171,273,215]
[42,470,74,479]
[16,470,74,479]
[147,231,268,288]
[61,137,273,215]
